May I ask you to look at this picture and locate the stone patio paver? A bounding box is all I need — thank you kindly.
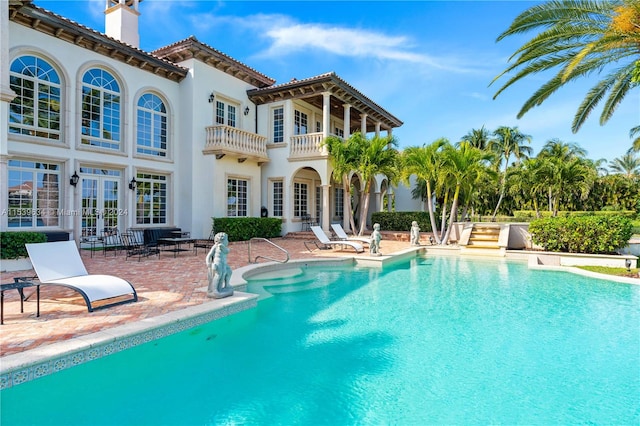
[0,234,414,357]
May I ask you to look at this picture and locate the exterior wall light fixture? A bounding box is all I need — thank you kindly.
[129,177,137,190]
[70,171,79,187]
[244,106,250,115]
[208,93,215,103]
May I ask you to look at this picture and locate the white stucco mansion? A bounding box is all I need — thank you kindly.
[1,0,416,241]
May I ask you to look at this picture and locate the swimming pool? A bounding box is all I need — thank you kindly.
[1,255,638,424]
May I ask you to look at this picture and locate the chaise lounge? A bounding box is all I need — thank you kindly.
[330,223,371,246]
[305,226,364,253]
[25,241,138,312]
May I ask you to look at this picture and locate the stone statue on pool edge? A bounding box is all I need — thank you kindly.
[206,232,234,299]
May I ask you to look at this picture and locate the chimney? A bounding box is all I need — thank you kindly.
[105,0,141,48]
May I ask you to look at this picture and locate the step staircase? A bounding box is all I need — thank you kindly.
[460,223,507,255]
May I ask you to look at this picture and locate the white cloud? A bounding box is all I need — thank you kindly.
[199,13,482,74]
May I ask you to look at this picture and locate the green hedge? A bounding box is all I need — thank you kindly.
[1,231,47,259]
[212,217,282,242]
[370,211,433,232]
[529,216,633,254]
[514,210,636,220]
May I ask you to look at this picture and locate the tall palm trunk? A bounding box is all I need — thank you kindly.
[358,181,373,236]
[426,181,441,244]
[439,191,449,242]
[343,176,357,235]
[491,164,508,221]
[441,185,460,245]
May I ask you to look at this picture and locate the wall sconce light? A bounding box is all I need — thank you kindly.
[208,93,215,103]
[626,258,633,272]
[70,171,79,187]
[129,177,137,190]
[244,106,250,116]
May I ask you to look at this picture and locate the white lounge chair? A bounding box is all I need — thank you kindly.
[25,241,138,312]
[330,223,371,246]
[305,226,364,253]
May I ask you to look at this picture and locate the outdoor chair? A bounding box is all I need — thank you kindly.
[25,241,137,312]
[121,232,159,261]
[193,230,215,255]
[101,227,122,256]
[330,223,370,246]
[304,226,364,253]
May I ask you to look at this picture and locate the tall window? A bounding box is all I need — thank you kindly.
[227,178,248,217]
[272,180,283,217]
[294,182,308,217]
[9,55,61,140]
[7,160,60,228]
[334,127,344,138]
[216,100,237,127]
[135,173,167,224]
[335,187,344,219]
[294,110,308,135]
[136,93,168,157]
[273,107,284,143]
[315,187,322,223]
[81,68,121,150]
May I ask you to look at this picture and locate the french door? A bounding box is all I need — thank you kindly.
[80,168,121,238]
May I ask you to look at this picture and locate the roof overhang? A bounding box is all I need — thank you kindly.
[9,1,188,83]
[152,36,275,88]
[247,72,403,131]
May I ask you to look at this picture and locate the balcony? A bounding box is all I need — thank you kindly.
[203,125,269,163]
[289,132,329,160]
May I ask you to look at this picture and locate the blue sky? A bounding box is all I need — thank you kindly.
[39,0,638,163]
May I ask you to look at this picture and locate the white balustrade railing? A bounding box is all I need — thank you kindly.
[289,132,326,158]
[204,125,268,159]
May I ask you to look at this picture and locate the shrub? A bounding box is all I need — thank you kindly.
[529,215,633,254]
[212,217,282,242]
[0,231,47,259]
[370,211,433,232]
[514,210,636,221]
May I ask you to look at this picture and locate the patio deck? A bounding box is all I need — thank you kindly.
[0,234,414,358]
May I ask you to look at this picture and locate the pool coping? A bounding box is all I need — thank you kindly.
[2,247,636,389]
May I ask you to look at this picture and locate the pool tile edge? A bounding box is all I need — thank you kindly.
[0,292,258,390]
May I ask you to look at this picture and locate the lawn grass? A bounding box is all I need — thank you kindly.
[577,265,639,278]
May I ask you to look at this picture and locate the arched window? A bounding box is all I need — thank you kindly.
[9,55,61,140]
[136,93,168,157]
[81,68,121,150]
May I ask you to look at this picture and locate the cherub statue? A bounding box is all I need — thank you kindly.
[369,223,382,256]
[205,232,233,299]
[410,221,421,246]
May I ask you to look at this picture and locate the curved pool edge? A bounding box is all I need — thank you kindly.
[0,292,258,390]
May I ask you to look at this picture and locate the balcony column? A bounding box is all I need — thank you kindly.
[342,103,351,139]
[0,0,16,231]
[322,92,331,154]
[360,113,368,136]
[387,187,393,212]
[375,122,381,137]
[322,184,330,231]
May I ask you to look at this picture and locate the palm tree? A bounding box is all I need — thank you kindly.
[439,142,494,244]
[492,0,640,135]
[538,139,588,160]
[352,134,400,236]
[323,133,362,234]
[488,126,532,220]
[324,132,399,236]
[401,139,447,244]
[609,152,640,176]
[630,125,640,152]
[458,126,493,150]
[507,158,547,217]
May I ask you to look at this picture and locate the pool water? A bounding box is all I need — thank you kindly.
[1,256,639,425]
